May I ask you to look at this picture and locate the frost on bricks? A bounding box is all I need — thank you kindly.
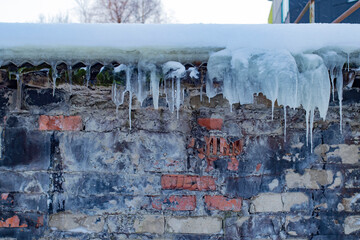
[161,175,216,191]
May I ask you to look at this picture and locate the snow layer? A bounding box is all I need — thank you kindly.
[0,23,360,65]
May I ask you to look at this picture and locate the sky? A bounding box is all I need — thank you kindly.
[0,0,272,24]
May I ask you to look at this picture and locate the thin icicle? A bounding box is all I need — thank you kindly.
[86,64,91,87]
[330,75,335,102]
[271,101,275,120]
[347,52,350,71]
[16,72,22,110]
[284,105,287,142]
[150,67,159,109]
[176,77,181,119]
[310,110,314,153]
[305,110,310,147]
[129,91,132,130]
[200,83,203,102]
[171,78,175,113]
[67,65,72,93]
[51,63,58,96]
[336,69,344,134]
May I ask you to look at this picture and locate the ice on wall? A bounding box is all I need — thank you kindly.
[316,50,346,133]
[162,61,186,118]
[108,46,345,151]
[206,49,331,151]
[1,23,357,151]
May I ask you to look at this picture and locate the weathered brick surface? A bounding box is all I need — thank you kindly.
[204,195,242,211]
[49,212,104,233]
[0,76,359,239]
[161,175,216,191]
[0,193,48,213]
[1,128,50,170]
[165,217,222,234]
[39,115,82,131]
[151,195,196,211]
[197,118,223,130]
[250,192,309,213]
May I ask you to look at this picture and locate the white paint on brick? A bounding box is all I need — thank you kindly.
[49,212,104,233]
[344,215,360,234]
[341,193,360,212]
[285,169,334,189]
[165,217,222,234]
[134,215,164,234]
[328,144,360,164]
[251,192,309,213]
[268,179,279,191]
[329,172,342,189]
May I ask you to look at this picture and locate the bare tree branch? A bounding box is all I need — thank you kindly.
[77,0,164,23]
[75,0,94,23]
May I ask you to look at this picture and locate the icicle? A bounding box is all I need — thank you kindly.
[51,63,58,96]
[129,91,132,130]
[182,88,185,102]
[336,69,344,134]
[330,74,335,102]
[176,77,181,119]
[86,64,91,87]
[67,65,72,93]
[284,105,287,142]
[15,72,22,110]
[162,61,186,113]
[347,52,350,71]
[171,78,175,113]
[137,64,148,106]
[150,67,159,109]
[200,83,203,102]
[305,110,310,147]
[310,110,314,153]
[164,79,169,107]
[271,101,275,120]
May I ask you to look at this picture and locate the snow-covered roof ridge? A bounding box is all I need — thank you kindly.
[1,23,360,65]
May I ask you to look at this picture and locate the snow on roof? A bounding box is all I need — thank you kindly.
[1,23,360,65]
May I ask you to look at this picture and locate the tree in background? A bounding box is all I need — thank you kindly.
[38,12,71,23]
[75,0,164,23]
[75,0,94,23]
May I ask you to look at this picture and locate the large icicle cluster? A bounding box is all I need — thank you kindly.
[206,48,349,151]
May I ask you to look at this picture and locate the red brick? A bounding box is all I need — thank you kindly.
[161,175,216,191]
[197,118,223,130]
[152,195,196,211]
[256,163,262,172]
[1,193,9,200]
[227,157,239,171]
[204,195,242,211]
[39,115,82,131]
[36,216,44,228]
[0,215,28,228]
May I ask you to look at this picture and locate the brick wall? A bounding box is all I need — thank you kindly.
[0,72,360,239]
